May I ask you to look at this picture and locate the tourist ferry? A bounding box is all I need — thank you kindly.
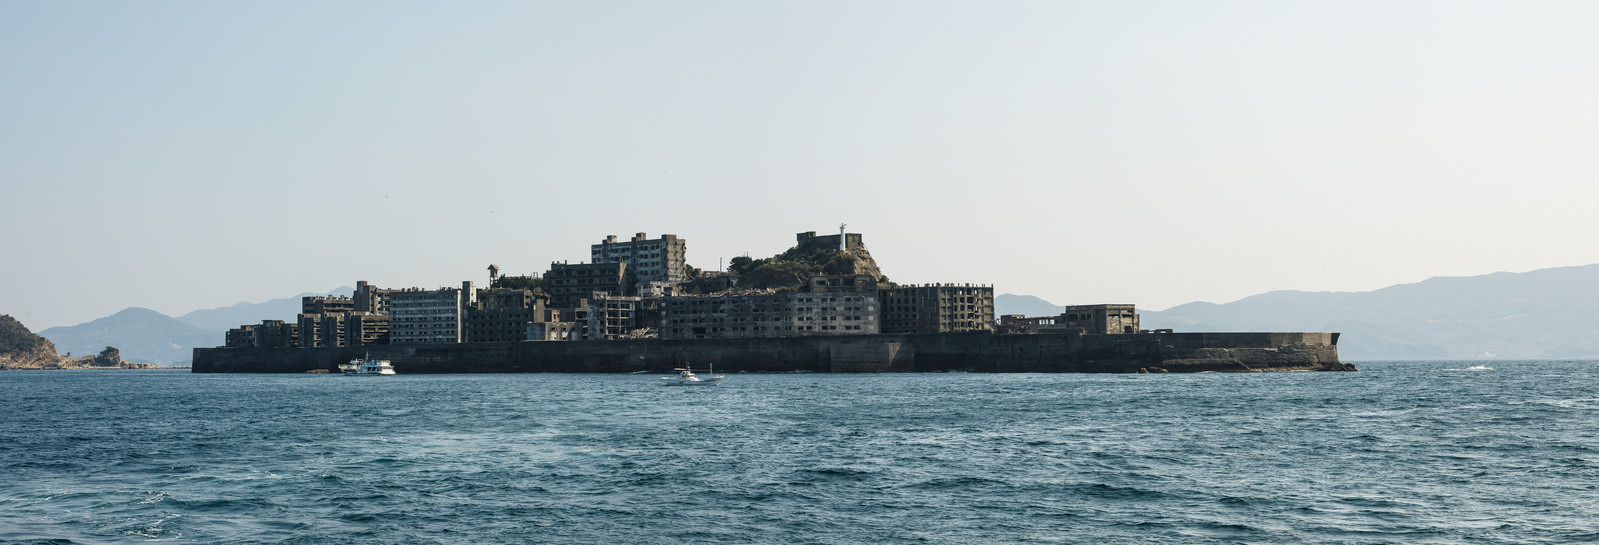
[340,357,397,376]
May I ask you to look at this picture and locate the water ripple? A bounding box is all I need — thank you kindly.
[2,363,1598,543]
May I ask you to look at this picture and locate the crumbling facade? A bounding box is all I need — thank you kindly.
[354,281,400,315]
[591,233,686,287]
[1062,304,1140,335]
[878,284,995,334]
[660,275,882,340]
[225,319,298,348]
[543,262,627,308]
[587,294,644,340]
[299,292,391,347]
[466,288,551,343]
[388,282,476,344]
[795,230,865,253]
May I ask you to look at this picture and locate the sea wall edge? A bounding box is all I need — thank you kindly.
[191,332,1348,373]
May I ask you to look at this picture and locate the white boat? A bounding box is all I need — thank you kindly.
[341,357,396,376]
[660,365,723,386]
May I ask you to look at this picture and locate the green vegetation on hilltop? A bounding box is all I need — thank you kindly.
[729,255,820,277]
[720,242,888,292]
[0,314,49,356]
[491,276,542,292]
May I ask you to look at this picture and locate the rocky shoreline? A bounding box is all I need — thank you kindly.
[1,358,163,370]
[1,314,159,370]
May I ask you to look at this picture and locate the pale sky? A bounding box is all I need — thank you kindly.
[4,1,1598,331]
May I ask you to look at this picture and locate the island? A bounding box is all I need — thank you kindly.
[194,229,1350,374]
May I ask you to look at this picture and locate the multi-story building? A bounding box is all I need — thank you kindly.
[591,233,686,287]
[636,281,680,298]
[302,295,355,316]
[1061,304,1139,334]
[224,327,252,348]
[878,284,995,334]
[528,303,588,341]
[529,320,582,341]
[297,313,343,348]
[354,280,400,315]
[348,312,390,345]
[544,262,627,308]
[225,319,298,348]
[298,311,391,347]
[299,290,392,347]
[388,282,476,344]
[466,288,552,343]
[660,276,881,340]
[587,294,643,340]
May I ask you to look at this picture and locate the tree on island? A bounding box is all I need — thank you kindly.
[491,275,542,292]
[0,314,51,357]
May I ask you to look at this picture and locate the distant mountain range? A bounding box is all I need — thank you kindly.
[993,294,1065,318]
[1012,264,1599,360]
[38,288,351,366]
[33,266,1599,364]
[1139,264,1599,360]
[40,308,222,365]
[175,287,353,332]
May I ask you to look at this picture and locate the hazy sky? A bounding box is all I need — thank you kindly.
[4,1,1598,331]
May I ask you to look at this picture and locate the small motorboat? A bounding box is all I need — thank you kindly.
[342,356,396,376]
[660,365,722,386]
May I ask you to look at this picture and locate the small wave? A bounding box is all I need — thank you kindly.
[1442,365,1494,371]
[788,467,877,484]
[132,491,171,505]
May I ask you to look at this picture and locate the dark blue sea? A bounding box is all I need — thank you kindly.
[3,362,1597,544]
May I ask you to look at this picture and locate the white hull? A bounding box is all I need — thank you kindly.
[660,378,721,386]
[660,366,723,386]
[342,358,396,376]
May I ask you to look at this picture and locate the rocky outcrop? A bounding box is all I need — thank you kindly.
[93,346,123,367]
[0,314,66,369]
[775,245,887,282]
[719,235,890,292]
[0,315,158,370]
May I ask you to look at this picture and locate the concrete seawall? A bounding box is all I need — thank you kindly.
[192,332,1349,373]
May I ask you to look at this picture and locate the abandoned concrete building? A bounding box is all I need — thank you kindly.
[528,316,584,341]
[295,292,393,348]
[218,228,1145,350]
[591,233,687,288]
[225,319,298,348]
[587,293,646,340]
[878,284,996,334]
[467,288,554,343]
[298,311,390,348]
[388,282,477,344]
[794,230,865,253]
[1063,304,1140,335]
[543,261,627,308]
[998,304,1143,335]
[301,295,355,316]
[354,281,400,315]
[660,290,881,340]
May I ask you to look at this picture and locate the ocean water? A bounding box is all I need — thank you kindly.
[2,362,1596,545]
